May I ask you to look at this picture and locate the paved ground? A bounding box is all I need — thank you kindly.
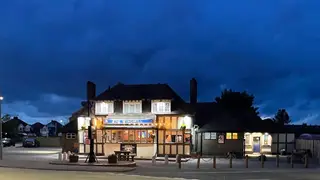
[0,168,185,180]
[3,147,320,179]
[1,166,320,180]
[3,145,61,161]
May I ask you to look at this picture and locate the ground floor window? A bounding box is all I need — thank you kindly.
[158,129,191,144]
[66,133,76,139]
[103,129,155,144]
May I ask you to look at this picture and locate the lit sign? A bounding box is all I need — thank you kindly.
[105,119,153,124]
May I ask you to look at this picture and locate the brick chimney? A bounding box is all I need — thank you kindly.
[86,81,96,100]
[190,78,197,105]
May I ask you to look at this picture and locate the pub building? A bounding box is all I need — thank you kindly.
[75,80,197,158]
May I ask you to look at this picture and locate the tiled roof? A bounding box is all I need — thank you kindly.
[95,83,185,102]
[31,122,44,129]
[61,120,77,133]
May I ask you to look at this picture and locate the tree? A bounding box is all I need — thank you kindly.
[1,114,11,122]
[273,109,290,158]
[273,109,291,125]
[214,89,261,126]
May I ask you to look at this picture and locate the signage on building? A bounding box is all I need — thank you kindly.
[105,119,153,124]
[120,143,137,154]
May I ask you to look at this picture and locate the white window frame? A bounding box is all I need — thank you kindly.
[204,132,217,140]
[66,133,76,139]
[95,101,114,115]
[123,101,142,114]
[151,101,171,114]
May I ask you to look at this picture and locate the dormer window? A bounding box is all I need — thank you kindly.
[151,100,171,114]
[123,101,142,114]
[95,101,114,115]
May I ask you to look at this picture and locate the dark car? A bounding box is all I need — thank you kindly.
[23,138,40,147]
[2,138,15,147]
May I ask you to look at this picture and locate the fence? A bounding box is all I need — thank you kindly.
[150,154,316,169]
[36,136,62,147]
[296,139,320,157]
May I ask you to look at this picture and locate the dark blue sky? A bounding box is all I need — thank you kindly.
[1,0,320,124]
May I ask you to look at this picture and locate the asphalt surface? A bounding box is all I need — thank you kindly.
[2,144,61,161]
[0,168,186,180]
[3,146,320,179]
[1,166,320,180]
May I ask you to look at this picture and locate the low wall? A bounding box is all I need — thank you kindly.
[36,137,62,147]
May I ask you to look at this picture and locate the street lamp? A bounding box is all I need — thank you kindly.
[0,96,3,160]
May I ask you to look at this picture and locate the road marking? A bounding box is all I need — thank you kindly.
[147,169,313,174]
[110,173,199,180]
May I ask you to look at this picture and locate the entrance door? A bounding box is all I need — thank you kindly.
[253,137,260,153]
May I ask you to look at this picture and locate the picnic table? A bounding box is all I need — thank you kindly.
[114,151,136,161]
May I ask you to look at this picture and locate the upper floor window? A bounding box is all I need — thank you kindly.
[151,101,171,114]
[95,102,114,115]
[123,101,142,114]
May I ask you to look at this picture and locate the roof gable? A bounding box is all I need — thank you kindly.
[31,122,45,129]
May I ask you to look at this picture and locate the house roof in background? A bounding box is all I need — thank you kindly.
[31,122,44,129]
[95,83,185,102]
[3,117,28,126]
[47,120,63,127]
[61,120,77,133]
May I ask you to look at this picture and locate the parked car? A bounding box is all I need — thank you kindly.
[23,138,40,147]
[2,137,15,147]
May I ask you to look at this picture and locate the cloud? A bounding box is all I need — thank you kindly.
[0,0,320,123]
[1,94,80,124]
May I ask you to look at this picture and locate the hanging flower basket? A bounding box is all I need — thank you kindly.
[150,134,155,139]
[180,125,186,130]
[81,126,86,130]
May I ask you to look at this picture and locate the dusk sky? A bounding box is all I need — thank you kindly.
[0,1,320,124]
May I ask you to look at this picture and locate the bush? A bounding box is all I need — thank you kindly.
[108,154,117,164]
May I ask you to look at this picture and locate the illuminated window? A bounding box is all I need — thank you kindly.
[232,133,238,139]
[226,132,238,140]
[151,101,171,114]
[95,102,114,115]
[264,134,268,145]
[226,133,232,139]
[245,133,250,145]
[123,101,142,114]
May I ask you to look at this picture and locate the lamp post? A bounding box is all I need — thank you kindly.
[0,96,3,160]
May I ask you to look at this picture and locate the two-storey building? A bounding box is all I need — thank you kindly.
[70,81,194,158]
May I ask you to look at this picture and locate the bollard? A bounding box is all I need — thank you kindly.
[152,155,156,165]
[196,155,200,169]
[261,155,264,168]
[177,154,181,169]
[58,152,62,161]
[213,156,216,169]
[245,155,248,168]
[229,155,232,168]
[67,151,71,160]
[276,154,279,168]
[290,154,294,168]
[164,154,169,165]
[304,154,308,168]
[176,154,179,163]
[62,152,67,161]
